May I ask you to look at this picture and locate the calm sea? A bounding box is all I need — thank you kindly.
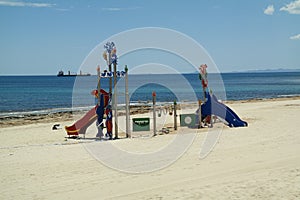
[1,72,300,117]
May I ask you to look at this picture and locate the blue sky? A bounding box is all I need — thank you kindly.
[0,0,299,75]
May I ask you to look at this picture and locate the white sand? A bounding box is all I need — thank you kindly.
[1,99,300,199]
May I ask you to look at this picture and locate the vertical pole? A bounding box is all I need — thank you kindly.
[173,100,177,131]
[113,62,118,139]
[97,65,101,105]
[125,65,130,138]
[152,91,157,136]
[96,65,102,139]
[109,64,112,95]
[199,64,208,101]
[198,100,202,128]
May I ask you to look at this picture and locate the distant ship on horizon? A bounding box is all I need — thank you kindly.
[57,70,91,77]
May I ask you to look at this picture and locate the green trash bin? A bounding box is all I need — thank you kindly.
[132,117,150,132]
[180,114,196,127]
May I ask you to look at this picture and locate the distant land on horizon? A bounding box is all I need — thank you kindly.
[229,68,300,73]
[187,68,300,74]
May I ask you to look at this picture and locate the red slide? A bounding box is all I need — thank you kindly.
[65,105,98,136]
[65,89,109,136]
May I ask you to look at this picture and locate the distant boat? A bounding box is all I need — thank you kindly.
[57,70,91,77]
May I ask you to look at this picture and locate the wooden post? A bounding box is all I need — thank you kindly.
[174,100,177,130]
[125,65,130,138]
[113,62,118,139]
[152,91,157,136]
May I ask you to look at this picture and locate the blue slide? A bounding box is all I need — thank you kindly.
[201,92,248,127]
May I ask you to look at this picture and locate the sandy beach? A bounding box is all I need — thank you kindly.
[1,98,300,199]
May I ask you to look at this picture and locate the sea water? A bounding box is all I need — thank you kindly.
[0,72,300,117]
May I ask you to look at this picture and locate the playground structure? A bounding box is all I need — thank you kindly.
[139,65,248,132]
[65,42,130,139]
[65,42,247,139]
[200,91,248,127]
[196,64,247,128]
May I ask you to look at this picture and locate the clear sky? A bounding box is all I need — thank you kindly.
[0,0,299,75]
